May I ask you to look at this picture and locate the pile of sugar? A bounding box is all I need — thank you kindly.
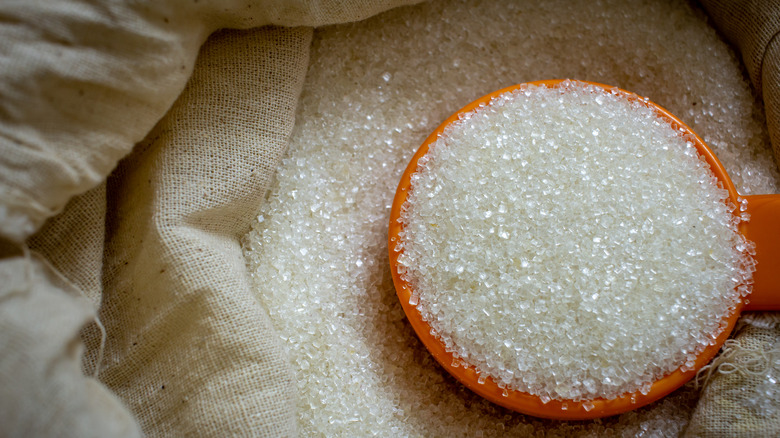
[244,0,780,435]
[396,81,754,403]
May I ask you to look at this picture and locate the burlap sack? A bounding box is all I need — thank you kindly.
[699,0,780,166]
[685,1,780,436]
[0,1,418,437]
[685,315,780,437]
[0,0,777,436]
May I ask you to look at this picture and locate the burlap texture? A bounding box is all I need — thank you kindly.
[684,1,780,436]
[0,0,419,437]
[87,27,312,436]
[699,0,780,168]
[0,0,777,436]
[0,0,422,244]
[0,254,141,437]
[29,184,107,306]
[685,315,780,437]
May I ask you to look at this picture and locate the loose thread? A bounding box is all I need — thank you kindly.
[92,314,107,379]
[22,243,33,292]
[24,246,108,379]
[695,338,780,390]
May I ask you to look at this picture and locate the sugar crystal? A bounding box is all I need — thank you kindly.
[397,81,756,402]
[243,0,779,435]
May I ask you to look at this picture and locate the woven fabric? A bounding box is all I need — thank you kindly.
[685,314,780,437]
[699,0,780,167]
[0,0,777,436]
[88,27,312,436]
[0,0,419,436]
[0,0,422,244]
[29,184,107,306]
[685,1,780,436]
[0,255,142,437]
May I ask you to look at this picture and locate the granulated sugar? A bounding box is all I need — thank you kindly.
[396,81,754,402]
[243,0,780,435]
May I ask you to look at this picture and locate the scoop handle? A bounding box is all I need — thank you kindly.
[742,194,780,311]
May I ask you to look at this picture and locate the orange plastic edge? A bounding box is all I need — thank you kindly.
[388,79,772,420]
[743,195,780,311]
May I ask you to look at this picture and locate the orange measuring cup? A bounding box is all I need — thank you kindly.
[388,79,780,420]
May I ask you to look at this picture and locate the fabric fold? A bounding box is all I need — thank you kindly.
[699,0,780,165]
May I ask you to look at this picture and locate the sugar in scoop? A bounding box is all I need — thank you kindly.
[392,80,756,408]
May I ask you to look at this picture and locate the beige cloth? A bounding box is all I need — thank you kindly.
[0,1,418,437]
[686,1,780,436]
[0,0,777,436]
[699,0,780,168]
[685,314,780,437]
[81,27,311,436]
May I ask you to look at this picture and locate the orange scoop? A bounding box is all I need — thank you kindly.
[388,79,780,420]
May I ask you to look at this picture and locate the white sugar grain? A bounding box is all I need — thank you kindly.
[397,81,755,402]
[244,0,780,435]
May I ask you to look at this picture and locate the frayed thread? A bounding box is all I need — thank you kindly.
[695,338,780,390]
[738,313,780,330]
[21,245,107,379]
